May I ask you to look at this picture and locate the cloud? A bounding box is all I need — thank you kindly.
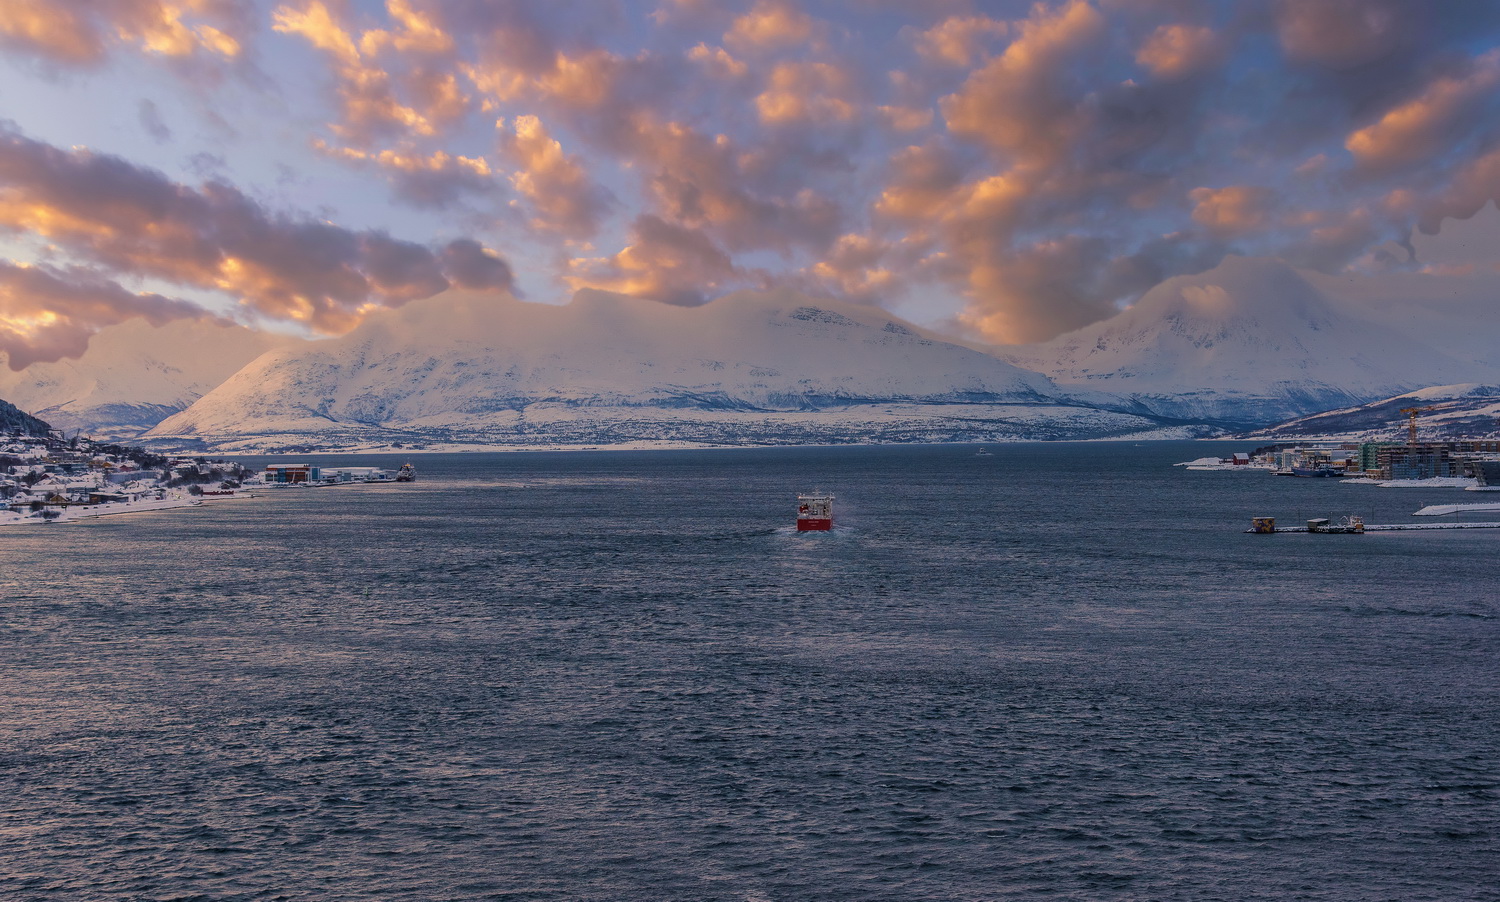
[1135,23,1222,79]
[874,141,968,222]
[808,233,899,301]
[1416,145,1500,234]
[273,0,470,145]
[957,236,1121,344]
[877,105,935,133]
[1274,0,1406,70]
[0,0,245,68]
[628,117,843,254]
[0,125,512,333]
[1345,51,1500,174]
[137,99,173,143]
[441,239,515,292]
[755,61,860,125]
[566,214,737,306]
[724,1,820,51]
[941,0,1107,161]
[0,261,208,370]
[15,0,1500,353]
[687,43,748,80]
[1189,185,1276,236]
[912,15,1009,68]
[312,139,498,209]
[498,115,613,238]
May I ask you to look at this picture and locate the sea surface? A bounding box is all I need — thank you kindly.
[2,441,1498,901]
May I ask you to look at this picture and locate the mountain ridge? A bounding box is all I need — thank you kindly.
[146,287,1198,449]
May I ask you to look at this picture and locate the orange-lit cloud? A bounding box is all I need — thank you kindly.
[498,115,613,238]
[878,105,935,133]
[687,43,748,80]
[566,215,737,306]
[941,0,1107,160]
[808,233,899,300]
[1189,185,1276,236]
[0,126,511,334]
[756,62,860,125]
[912,15,1008,68]
[957,236,1118,344]
[724,1,819,51]
[312,139,497,209]
[626,117,842,254]
[7,0,1500,356]
[1136,23,1221,79]
[1345,52,1500,174]
[273,0,469,144]
[0,262,208,370]
[0,0,244,67]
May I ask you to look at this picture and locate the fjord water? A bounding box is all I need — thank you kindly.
[3,442,1497,901]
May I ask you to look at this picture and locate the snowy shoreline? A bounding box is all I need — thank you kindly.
[0,496,204,527]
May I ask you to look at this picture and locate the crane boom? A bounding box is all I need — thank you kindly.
[1398,405,1436,446]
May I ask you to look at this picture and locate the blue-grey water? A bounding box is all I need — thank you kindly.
[2,441,1497,900]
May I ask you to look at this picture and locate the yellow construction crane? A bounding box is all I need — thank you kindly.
[1399,405,1435,446]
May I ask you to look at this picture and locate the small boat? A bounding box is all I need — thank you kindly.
[974,448,993,457]
[395,463,417,482]
[797,493,833,531]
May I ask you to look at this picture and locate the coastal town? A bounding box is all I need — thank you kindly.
[1183,438,1500,487]
[2,427,419,526]
[0,428,253,526]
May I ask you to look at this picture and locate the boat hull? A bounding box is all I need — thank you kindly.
[797,518,833,531]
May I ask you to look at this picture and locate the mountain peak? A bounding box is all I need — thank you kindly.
[1002,254,1490,425]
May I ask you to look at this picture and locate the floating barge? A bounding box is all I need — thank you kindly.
[1248,515,1500,533]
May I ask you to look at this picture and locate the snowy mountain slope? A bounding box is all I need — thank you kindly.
[1004,256,1496,426]
[0,318,302,438]
[1,396,50,437]
[147,288,1179,448]
[152,403,1199,453]
[1245,384,1500,441]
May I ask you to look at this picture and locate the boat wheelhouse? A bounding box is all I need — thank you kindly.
[797,493,833,531]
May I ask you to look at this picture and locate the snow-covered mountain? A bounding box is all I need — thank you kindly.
[1246,384,1500,441]
[0,318,302,439]
[146,288,1192,449]
[1005,256,1498,426]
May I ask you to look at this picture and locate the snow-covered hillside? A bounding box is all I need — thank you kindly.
[1246,384,1500,441]
[146,288,1193,449]
[0,318,302,438]
[1005,256,1497,426]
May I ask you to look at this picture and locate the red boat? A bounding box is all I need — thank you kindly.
[797,493,833,531]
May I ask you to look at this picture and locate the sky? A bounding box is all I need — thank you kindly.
[2,0,1499,372]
